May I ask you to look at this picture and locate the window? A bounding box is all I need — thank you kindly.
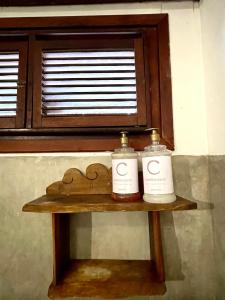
[0,40,27,129]
[0,14,174,152]
[33,33,146,128]
[41,49,137,117]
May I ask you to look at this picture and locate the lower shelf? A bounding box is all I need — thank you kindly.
[48,259,166,299]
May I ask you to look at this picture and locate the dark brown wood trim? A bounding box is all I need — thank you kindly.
[25,35,35,128]
[0,135,172,152]
[32,40,43,128]
[149,211,165,282]
[15,41,28,128]
[41,115,139,128]
[0,14,167,30]
[0,136,147,152]
[134,35,147,126]
[158,15,174,149]
[0,118,16,129]
[144,28,161,132]
[0,127,145,134]
[52,213,70,285]
[0,0,200,6]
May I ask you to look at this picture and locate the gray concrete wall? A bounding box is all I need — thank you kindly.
[209,157,225,300]
[0,155,222,300]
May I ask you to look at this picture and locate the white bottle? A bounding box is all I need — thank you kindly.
[111,131,140,202]
[142,128,176,203]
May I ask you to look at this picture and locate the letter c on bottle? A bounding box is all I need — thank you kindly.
[147,160,160,175]
[116,162,128,176]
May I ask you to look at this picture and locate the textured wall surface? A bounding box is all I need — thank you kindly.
[209,157,225,299]
[200,0,225,154]
[0,154,220,300]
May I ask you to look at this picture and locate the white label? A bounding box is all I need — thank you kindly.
[112,158,139,194]
[142,156,174,195]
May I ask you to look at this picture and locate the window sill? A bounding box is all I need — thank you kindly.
[0,131,174,153]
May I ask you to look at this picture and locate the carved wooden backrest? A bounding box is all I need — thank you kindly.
[46,163,112,195]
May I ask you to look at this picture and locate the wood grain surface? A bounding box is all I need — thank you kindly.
[23,194,197,213]
[46,163,112,196]
[48,259,166,299]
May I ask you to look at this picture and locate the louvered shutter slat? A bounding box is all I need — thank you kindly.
[0,89,17,95]
[44,101,136,108]
[43,73,135,79]
[0,52,19,117]
[44,65,135,72]
[0,96,17,102]
[44,108,137,116]
[43,79,136,86]
[44,94,136,101]
[43,51,135,58]
[42,50,137,116]
[43,86,136,93]
[0,75,18,81]
[0,82,17,87]
[44,59,134,65]
[0,111,16,116]
[0,103,16,109]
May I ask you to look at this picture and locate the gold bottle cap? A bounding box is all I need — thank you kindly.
[145,128,160,142]
[120,131,128,146]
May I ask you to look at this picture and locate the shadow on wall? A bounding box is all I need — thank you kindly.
[69,211,185,283]
[173,155,212,209]
[70,213,92,259]
[161,212,184,281]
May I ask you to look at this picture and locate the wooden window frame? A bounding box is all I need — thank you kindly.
[33,34,147,128]
[0,14,174,152]
[0,40,28,129]
[1,0,200,6]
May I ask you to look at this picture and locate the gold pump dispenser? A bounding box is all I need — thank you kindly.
[111,131,140,202]
[120,131,128,147]
[148,128,160,142]
[141,128,176,203]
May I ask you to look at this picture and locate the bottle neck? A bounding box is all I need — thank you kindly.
[114,142,134,153]
[152,140,159,145]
